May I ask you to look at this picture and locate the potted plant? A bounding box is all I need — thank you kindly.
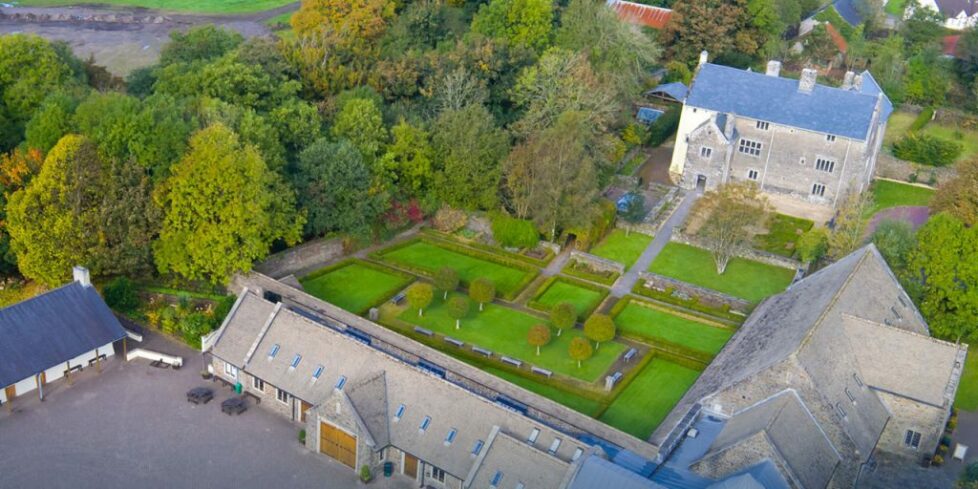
[933,454,945,466]
[359,465,373,483]
[298,429,306,445]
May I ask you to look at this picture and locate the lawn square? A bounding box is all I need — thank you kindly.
[530,278,608,320]
[614,299,733,355]
[598,357,701,439]
[590,229,653,267]
[300,261,413,314]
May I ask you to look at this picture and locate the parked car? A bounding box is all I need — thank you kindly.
[186,387,214,405]
[221,397,247,415]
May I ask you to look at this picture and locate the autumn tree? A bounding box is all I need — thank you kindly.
[797,226,829,264]
[664,0,764,63]
[568,337,594,368]
[432,104,509,210]
[447,296,470,329]
[527,324,551,355]
[407,282,434,316]
[932,157,977,226]
[583,313,616,349]
[293,138,381,237]
[694,182,771,274]
[435,267,460,300]
[379,120,433,198]
[551,302,577,336]
[827,192,872,260]
[471,0,554,53]
[469,277,496,311]
[153,124,303,284]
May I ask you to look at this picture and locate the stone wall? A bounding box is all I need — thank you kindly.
[0,9,172,24]
[671,233,802,270]
[638,271,752,314]
[569,250,626,274]
[254,237,344,279]
[874,154,956,186]
[875,391,949,462]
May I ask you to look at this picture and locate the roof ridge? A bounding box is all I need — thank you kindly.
[699,62,881,101]
[796,247,873,352]
[841,313,967,351]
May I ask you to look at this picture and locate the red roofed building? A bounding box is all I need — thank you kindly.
[606,0,673,29]
[825,22,848,54]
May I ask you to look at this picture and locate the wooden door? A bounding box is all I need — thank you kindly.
[404,453,419,479]
[39,372,46,385]
[319,422,357,469]
[4,385,14,400]
[299,400,312,423]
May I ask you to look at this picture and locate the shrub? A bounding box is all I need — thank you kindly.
[933,454,944,466]
[469,277,496,311]
[446,296,470,329]
[406,282,434,316]
[893,133,963,167]
[647,106,680,147]
[797,227,829,263]
[103,277,139,313]
[360,465,372,482]
[433,206,468,233]
[568,337,593,368]
[180,312,215,349]
[551,302,577,336]
[491,214,539,249]
[963,462,978,482]
[910,107,935,132]
[298,429,306,444]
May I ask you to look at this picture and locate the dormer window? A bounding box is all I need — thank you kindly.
[312,365,324,381]
[419,416,431,433]
[268,344,280,359]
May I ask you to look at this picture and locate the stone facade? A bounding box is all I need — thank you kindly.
[210,356,306,422]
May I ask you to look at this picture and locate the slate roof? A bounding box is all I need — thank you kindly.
[646,82,689,102]
[606,0,672,29]
[569,455,667,489]
[833,0,863,26]
[932,0,978,16]
[0,282,127,388]
[685,63,889,140]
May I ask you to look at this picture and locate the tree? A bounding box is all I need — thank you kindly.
[797,226,829,264]
[871,219,916,273]
[568,337,593,368]
[379,120,433,198]
[551,302,576,336]
[664,0,763,63]
[432,104,508,210]
[527,324,551,355]
[24,92,76,154]
[933,158,978,226]
[906,213,978,342]
[619,192,647,235]
[435,267,460,300]
[583,314,616,349]
[469,277,496,311]
[407,282,434,316]
[447,296,470,329]
[694,182,771,274]
[827,192,871,260]
[471,0,554,53]
[293,138,381,237]
[103,277,139,313]
[331,97,388,165]
[153,124,302,284]
[160,25,242,65]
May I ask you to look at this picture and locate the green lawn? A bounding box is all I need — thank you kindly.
[482,367,603,416]
[883,112,916,148]
[264,11,294,27]
[532,279,608,320]
[599,357,701,439]
[648,242,794,303]
[301,261,413,315]
[868,180,935,215]
[956,346,978,411]
[615,300,734,355]
[753,214,813,258]
[14,0,294,13]
[885,0,907,15]
[921,123,978,163]
[398,294,625,382]
[379,240,534,298]
[590,229,654,267]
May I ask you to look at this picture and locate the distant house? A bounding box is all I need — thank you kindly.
[915,0,978,30]
[651,245,966,488]
[669,52,892,220]
[606,0,673,29]
[0,267,126,407]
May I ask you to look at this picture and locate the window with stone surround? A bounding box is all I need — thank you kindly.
[812,183,826,197]
[747,169,759,180]
[700,146,713,158]
[252,376,264,392]
[826,134,836,142]
[904,430,921,449]
[815,158,835,173]
[276,388,289,404]
[756,121,770,130]
[738,138,762,157]
[431,466,446,483]
[224,362,238,379]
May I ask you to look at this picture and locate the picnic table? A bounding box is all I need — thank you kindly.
[221,397,247,415]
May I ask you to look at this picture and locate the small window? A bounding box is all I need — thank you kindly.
[528,428,540,444]
[335,376,346,390]
[490,471,503,488]
[756,121,770,130]
[898,295,909,307]
[276,388,289,404]
[853,373,864,387]
[224,362,238,378]
[548,438,561,455]
[268,344,280,359]
[845,388,856,403]
[312,365,324,380]
[700,146,713,158]
[747,169,759,181]
[815,158,835,173]
[472,440,485,456]
[891,306,903,320]
[905,429,921,449]
[289,354,302,369]
[419,416,431,433]
[394,404,405,421]
[252,376,264,391]
[826,134,836,142]
[812,183,826,197]
[835,402,847,420]
[738,138,762,157]
[431,467,446,483]
[572,448,583,461]
[445,428,457,446]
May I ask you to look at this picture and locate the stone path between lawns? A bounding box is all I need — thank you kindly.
[610,190,701,298]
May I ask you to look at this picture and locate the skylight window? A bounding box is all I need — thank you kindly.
[419,416,431,433]
[527,428,540,444]
[289,354,302,369]
[312,365,324,380]
[572,448,583,461]
[394,404,405,421]
[268,343,280,359]
[548,438,561,455]
[444,428,457,446]
[335,375,346,390]
[471,440,484,456]
[490,471,503,488]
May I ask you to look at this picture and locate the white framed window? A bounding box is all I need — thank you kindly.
[756,121,770,130]
[528,428,540,444]
[904,429,921,449]
[276,388,289,404]
[700,146,713,158]
[747,169,759,181]
[224,362,238,379]
[431,466,446,483]
[738,138,762,157]
[548,438,561,455]
[826,134,836,142]
[815,158,835,173]
[252,376,264,391]
[812,183,826,197]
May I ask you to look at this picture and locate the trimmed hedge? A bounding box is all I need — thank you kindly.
[910,107,935,132]
[527,276,610,320]
[610,297,730,364]
[647,105,680,147]
[562,259,620,286]
[893,132,963,167]
[421,228,554,267]
[631,282,746,324]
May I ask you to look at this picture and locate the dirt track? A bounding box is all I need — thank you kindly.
[0,3,298,75]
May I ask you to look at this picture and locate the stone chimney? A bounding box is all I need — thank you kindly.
[73,266,91,288]
[841,71,855,90]
[852,73,864,91]
[766,60,781,77]
[698,50,709,67]
[798,68,818,94]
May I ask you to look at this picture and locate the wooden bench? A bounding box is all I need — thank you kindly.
[624,348,638,362]
[531,367,553,378]
[391,292,407,305]
[413,326,434,337]
[473,347,493,357]
[501,356,523,367]
[444,336,464,347]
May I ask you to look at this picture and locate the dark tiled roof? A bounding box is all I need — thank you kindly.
[0,282,126,387]
[934,0,978,16]
[833,0,863,25]
[686,63,888,140]
[646,82,689,102]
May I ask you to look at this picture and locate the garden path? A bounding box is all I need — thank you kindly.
[610,190,700,298]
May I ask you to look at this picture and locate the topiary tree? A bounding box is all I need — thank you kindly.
[407,282,434,316]
[551,301,576,336]
[469,277,496,311]
[447,296,470,329]
[568,337,593,368]
[583,313,615,349]
[434,267,459,300]
[527,323,552,355]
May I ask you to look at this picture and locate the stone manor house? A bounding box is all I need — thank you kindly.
[669,52,893,220]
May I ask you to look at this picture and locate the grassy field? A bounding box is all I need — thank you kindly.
[598,357,701,439]
[379,240,533,298]
[615,300,733,355]
[648,242,795,303]
[883,112,916,148]
[753,214,813,258]
[398,294,625,382]
[956,346,978,411]
[300,261,413,315]
[482,367,603,416]
[590,229,653,267]
[921,123,978,163]
[532,279,608,320]
[14,0,295,13]
[868,180,935,215]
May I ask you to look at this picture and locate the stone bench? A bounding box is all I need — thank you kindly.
[391,292,406,305]
[624,348,638,362]
[531,366,553,378]
[413,326,434,337]
[444,336,464,347]
[501,356,522,367]
[473,347,493,357]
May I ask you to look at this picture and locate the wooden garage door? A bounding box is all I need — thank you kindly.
[320,422,356,469]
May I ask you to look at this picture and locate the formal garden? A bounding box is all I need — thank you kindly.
[589,229,654,268]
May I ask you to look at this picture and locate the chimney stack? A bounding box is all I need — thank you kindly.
[73,266,91,288]
[698,50,709,67]
[841,71,855,90]
[852,74,864,91]
[766,60,781,77]
[798,68,818,94]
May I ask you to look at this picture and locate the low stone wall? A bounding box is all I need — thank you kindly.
[671,233,802,270]
[874,153,956,187]
[254,237,344,279]
[569,250,626,274]
[538,240,561,255]
[638,271,752,314]
[0,10,173,24]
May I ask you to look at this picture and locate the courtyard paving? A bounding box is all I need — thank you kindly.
[0,331,371,489]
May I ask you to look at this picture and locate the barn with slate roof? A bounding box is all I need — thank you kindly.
[0,267,127,407]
